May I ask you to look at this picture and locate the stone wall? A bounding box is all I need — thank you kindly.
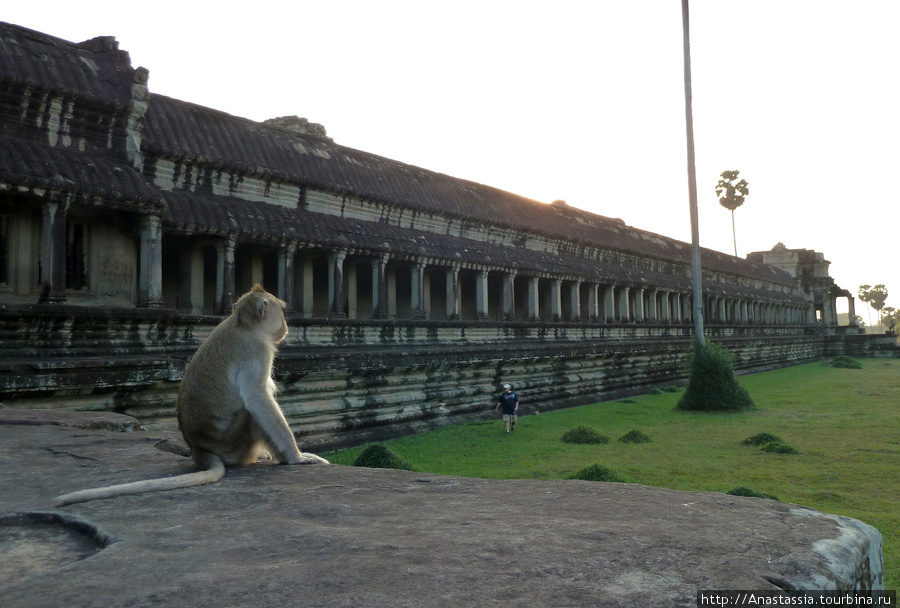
[826,332,900,359]
[0,306,835,451]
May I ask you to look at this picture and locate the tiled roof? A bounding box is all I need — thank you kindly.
[0,137,165,212]
[0,21,136,108]
[0,20,798,294]
[144,94,795,287]
[0,22,161,211]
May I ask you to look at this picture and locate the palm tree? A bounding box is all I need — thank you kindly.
[716,170,749,257]
[682,0,703,346]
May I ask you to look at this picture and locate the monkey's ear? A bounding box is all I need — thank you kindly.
[258,298,269,320]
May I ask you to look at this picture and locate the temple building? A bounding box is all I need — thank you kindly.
[0,22,881,448]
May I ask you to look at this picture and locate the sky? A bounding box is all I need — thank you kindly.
[4,1,898,319]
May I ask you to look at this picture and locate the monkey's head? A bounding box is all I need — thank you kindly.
[233,285,288,342]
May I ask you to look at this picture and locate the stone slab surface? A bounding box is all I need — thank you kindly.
[0,411,883,608]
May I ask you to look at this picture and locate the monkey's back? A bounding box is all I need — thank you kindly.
[176,317,273,460]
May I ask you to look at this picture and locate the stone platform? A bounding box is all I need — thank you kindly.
[0,410,884,607]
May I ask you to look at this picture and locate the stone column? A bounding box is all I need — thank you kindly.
[372,254,389,319]
[180,244,204,314]
[38,200,68,304]
[502,271,516,321]
[215,235,236,314]
[249,252,264,287]
[300,258,314,318]
[475,269,490,321]
[603,285,616,323]
[646,289,658,323]
[346,262,358,319]
[569,280,582,322]
[633,287,645,323]
[549,278,561,321]
[527,277,540,321]
[660,291,671,324]
[387,268,397,318]
[328,249,347,318]
[617,286,630,323]
[847,296,857,326]
[411,261,426,319]
[138,215,164,308]
[446,264,461,320]
[587,283,599,322]
[278,243,297,312]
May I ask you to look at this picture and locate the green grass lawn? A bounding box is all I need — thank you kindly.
[324,359,900,588]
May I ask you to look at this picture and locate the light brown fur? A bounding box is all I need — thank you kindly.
[52,285,327,507]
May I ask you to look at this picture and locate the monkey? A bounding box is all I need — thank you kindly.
[52,285,328,507]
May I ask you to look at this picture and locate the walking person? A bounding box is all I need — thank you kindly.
[494,383,519,434]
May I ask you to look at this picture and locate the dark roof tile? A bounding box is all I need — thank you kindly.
[0,136,165,211]
[145,94,794,287]
[0,21,136,108]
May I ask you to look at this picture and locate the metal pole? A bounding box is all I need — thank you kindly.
[682,0,705,346]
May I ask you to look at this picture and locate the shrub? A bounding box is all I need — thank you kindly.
[830,355,862,369]
[665,385,681,393]
[561,425,610,445]
[677,341,754,412]
[619,429,652,444]
[569,464,627,483]
[352,444,415,470]
[760,441,799,455]
[728,486,779,500]
[651,388,664,395]
[742,432,783,446]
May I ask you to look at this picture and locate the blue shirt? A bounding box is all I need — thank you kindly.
[498,391,518,415]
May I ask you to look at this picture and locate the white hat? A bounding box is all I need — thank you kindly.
[503,384,511,389]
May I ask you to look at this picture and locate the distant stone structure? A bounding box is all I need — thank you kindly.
[746,243,856,327]
[0,22,891,447]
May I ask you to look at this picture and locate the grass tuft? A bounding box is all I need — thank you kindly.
[743,432,783,446]
[569,464,628,483]
[619,429,652,444]
[830,355,862,369]
[728,486,779,500]
[561,425,610,444]
[352,444,415,471]
[760,441,800,455]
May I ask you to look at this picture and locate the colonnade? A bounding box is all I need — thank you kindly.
[162,237,811,326]
[30,208,812,326]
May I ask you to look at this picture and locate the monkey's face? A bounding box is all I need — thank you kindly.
[253,292,288,343]
[270,304,288,343]
[274,316,288,343]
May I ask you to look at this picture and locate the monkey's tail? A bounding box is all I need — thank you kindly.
[51,458,226,507]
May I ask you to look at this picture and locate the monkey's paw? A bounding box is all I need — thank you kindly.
[291,453,330,465]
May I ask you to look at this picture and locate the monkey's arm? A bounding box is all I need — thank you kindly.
[233,361,327,464]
